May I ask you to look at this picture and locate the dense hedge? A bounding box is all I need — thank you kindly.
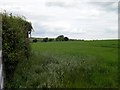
[2,12,33,81]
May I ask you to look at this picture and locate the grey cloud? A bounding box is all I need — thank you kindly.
[28,15,53,22]
[45,2,74,8]
[32,23,48,35]
[104,27,118,34]
[31,23,66,37]
[46,2,65,7]
[32,23,87,38]
[0,0,117,40]
[53,27,66,31]
[90,2,118,13]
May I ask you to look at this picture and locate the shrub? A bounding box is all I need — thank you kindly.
[33,39,37,43]
[43,37,48,42]
[48,39,54,42]
[56,35,64,41]
[2,12,33,81]
[56,35,69,41]
[64,37,69,41]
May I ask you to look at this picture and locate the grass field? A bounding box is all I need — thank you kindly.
[6,40,118,88]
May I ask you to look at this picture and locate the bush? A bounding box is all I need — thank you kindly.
[49,39,54,42]
[33,39,37,43]
[56,35,69,41]
[64,37,69,41]
[2,12,33,81]
[43,37,48,42]
[56,35,64,41]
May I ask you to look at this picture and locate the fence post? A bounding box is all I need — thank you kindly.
[0,13,3,90]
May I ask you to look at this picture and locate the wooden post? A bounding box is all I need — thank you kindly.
[0,13,3,90]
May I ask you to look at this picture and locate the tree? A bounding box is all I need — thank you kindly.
[48,38,54,42]
[56,35,64,41]
[43,37,48,42]
[64,37,69,41]
[33,39,37,43]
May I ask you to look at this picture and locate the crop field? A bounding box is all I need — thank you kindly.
[6,40,119,88]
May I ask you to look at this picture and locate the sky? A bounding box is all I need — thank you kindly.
[0,0,119,40]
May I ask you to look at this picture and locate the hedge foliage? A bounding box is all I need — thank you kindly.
[2,12,33,80]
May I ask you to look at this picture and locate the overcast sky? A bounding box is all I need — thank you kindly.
[0,0,119,40]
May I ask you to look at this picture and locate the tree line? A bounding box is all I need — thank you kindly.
[32,35,69,42]
[32,35,84,43]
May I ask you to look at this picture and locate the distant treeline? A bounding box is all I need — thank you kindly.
[2,11,33,84]
[31,35,84,43]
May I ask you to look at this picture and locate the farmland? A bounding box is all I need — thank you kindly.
[6,40,118,88]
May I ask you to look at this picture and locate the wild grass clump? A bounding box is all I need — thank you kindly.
[5,40,118,88]
[6,53,96,88]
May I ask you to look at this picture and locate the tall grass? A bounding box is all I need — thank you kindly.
[5,40,118,88]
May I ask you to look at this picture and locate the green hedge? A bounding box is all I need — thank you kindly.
[2,12,33,81]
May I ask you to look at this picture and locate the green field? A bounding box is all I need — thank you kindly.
[6,40,118,88]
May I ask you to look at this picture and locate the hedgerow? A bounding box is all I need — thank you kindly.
[2,12,33,82]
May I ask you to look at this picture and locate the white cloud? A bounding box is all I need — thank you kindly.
[0,0,118,40]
